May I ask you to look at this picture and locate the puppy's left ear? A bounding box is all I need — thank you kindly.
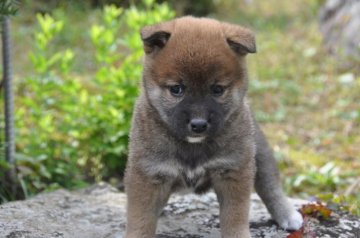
[140,21,173,54]
[222,23,256,55]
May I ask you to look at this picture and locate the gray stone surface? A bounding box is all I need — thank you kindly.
[319,0,360,67]
[0,183,359,238]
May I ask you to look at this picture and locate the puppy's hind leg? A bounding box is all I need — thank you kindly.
[253,121,303,230]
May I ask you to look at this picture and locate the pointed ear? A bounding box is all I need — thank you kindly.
[140,22,173,54]
[222,23,256,55]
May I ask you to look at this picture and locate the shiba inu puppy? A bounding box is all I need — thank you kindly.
[125,16,303,238]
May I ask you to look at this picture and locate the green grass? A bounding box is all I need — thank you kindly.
[2,0,359,215]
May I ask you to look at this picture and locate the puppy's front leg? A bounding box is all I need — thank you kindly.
[125,168,171,238]
[213,161,255,238]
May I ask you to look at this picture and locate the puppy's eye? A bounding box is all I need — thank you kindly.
[211,85,225,96]
[169,84,185,97]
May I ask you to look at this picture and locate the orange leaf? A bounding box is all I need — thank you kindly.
[287,228,304,238]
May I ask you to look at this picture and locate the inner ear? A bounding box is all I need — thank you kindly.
[226,39,256,55]
[141,31,171,54]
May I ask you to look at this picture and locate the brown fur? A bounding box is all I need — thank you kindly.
[125,16,302,238]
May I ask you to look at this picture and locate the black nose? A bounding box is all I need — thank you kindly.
[190,119,208,133]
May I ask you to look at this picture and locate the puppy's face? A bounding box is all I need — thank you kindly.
[141,17,256,143]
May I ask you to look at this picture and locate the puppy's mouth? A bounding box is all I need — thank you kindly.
[186,136,206,143]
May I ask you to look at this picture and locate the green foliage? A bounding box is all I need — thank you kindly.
[12,0,175,198]
[16,13,80,194]
[29,14,73,74]
[285,162,344,193]
[0,0,18,16]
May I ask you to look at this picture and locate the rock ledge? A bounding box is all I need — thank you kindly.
[0,183,359,238]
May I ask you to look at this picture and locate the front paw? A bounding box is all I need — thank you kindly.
[275,209,303,230]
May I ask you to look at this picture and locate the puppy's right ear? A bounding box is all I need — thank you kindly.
[140,22,173,54]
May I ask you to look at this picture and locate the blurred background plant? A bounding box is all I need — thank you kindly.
[0,0,359,216]
[1,0,175,199]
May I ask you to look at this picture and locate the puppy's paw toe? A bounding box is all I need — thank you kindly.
[277,210,303,230]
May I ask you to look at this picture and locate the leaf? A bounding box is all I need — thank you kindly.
[300,202,332,220]
[286,216,317,238]
[287,228,304,238]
